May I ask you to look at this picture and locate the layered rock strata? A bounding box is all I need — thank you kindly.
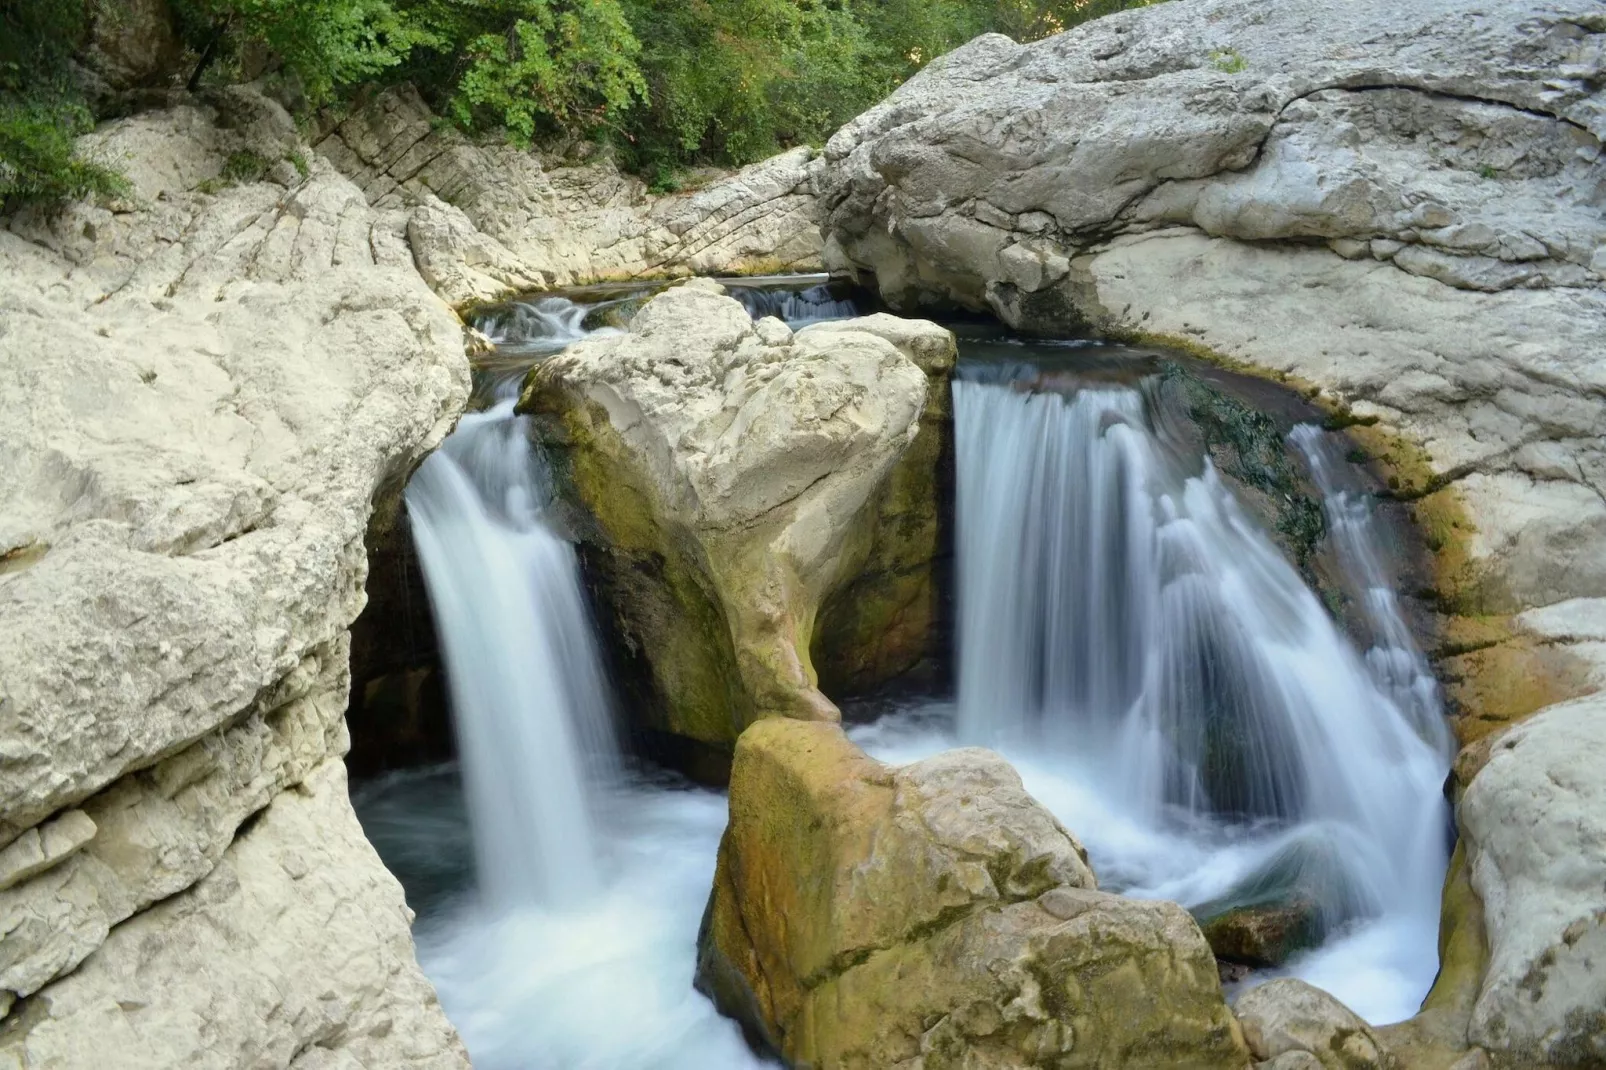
[519,283,950,755]
[0,93,469,1065]
[696,717,1251,1069]
[317,86,825,304]
[818,0,1606,1062]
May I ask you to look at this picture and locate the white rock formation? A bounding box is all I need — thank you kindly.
[1,762,466,1070]
[1235,978,1393,1070]
[316,86,825,303]
[0,91,469,1066]
[519,282,936,740]
[818,3,1605,1060]
[1458,694,1606,1066]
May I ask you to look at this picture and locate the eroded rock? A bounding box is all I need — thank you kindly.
[316,86,824,303]
[0,93,468,1061]
[696,717,1249,1069]
[1458,694,1606,1066]
[518,283,945,752]
[1235,978,1393,1070]
[0,762,469,1069]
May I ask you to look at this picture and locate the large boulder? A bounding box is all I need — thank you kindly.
[518,283,950,758]
[1457,694,1606,1066]
[0,96,469,1063]
[695,718,1250,1069]
[316,86,825,303]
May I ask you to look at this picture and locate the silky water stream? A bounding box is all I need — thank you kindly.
[851,340,1452,1024]
[355,289,775,1070]
[354,294,1452,1070]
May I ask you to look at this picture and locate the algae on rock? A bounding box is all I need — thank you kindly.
[696,718,1251,1069]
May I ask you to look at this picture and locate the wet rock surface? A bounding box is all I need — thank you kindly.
[697,717,1250,1069]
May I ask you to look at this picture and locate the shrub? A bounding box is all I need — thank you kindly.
[0,0,130,212]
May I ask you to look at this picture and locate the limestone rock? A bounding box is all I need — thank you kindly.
[794,314,956,694]
[0,761,470,1069]
[316,86,824,301]
[1235,978,1393,1070]
[1458,694,1606,1066]
[519,283,940,749]
[0,93,468,1060]
[80,0,184,95]
[818,0,1606,619]
[696,718,1249,1069]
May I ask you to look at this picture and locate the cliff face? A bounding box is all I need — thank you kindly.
[0,92,473,1065]
[817,1,1606,1063]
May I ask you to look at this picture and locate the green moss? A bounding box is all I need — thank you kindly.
[1160,361,1327,570]
[1208,47,1247,73]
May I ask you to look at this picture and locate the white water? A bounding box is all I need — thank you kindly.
[856,372,1452,1024]
[406,392,617,908]
[387,291,821,1069]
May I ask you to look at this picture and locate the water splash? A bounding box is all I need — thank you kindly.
[858,370,1451,1024]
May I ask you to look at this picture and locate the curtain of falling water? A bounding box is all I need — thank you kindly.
[951,373,1452,1009]
[405,393,618,910]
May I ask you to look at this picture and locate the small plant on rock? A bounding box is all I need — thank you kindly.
[1210,47,1247,73]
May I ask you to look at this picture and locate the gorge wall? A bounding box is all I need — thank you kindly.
[817,0,1606,1064]
[0,80,824,1065]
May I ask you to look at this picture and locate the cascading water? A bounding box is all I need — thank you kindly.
[856,359,1451,1024]
[357,281,856,1070]
[1290,424,1451,750]
[727,280,860,324]
[405,394,616,908]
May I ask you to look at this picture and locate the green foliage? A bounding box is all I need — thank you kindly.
[401,0,646,144]
[1209,46,1246,73]
[0,0,130,211]
[173,0,421,102]
[0,95,130,211]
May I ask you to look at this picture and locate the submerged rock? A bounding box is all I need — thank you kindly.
[697,717,1251,1069]
[1200,899,1323,970]
[1235,978,1394,1070]
[519,283,951,755]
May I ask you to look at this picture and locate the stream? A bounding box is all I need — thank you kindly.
[353,278,1452,1068]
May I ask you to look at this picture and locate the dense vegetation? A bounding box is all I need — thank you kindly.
[2,0,1159,208]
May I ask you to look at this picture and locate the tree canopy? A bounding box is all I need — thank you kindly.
[2,0,1160,208]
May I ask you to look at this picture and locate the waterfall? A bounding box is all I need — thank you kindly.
[376,285,779,1069]
[1289,424,1451,751]
[406,390,618,910]
[727,281,859,324]
[934,369,1451,1021]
